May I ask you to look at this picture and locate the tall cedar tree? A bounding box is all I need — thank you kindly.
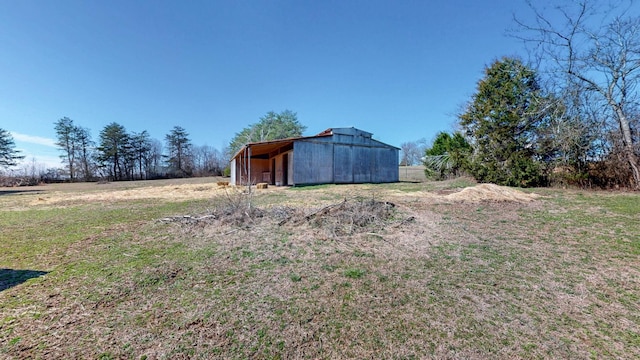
[459,57,547,187]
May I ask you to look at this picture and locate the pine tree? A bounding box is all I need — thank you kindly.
[97,123,130,181]
[165,126,192,176]
[0,128,24,168]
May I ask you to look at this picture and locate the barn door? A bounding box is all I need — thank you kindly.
[333,144,353,183]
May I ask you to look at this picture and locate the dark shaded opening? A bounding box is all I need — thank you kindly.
[271,158,276,185]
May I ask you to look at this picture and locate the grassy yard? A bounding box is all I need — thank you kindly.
[1,178,639,359]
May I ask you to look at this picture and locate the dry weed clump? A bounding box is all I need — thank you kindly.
[285,198,398,237]
[164,194,406,239]
[160,188,266,227]
[210,188,265,226]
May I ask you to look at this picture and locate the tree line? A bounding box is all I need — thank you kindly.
[52,118,228,181]
[0,110,305,184]
[420,0,640,189]
[49,110,306,182]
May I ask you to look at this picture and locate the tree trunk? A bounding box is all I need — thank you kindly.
[625,148,640,189]
[614,107,640,189]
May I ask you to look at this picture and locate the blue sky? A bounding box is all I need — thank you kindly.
[2,0,555,168]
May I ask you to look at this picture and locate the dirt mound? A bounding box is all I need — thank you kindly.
[444,183,540,203]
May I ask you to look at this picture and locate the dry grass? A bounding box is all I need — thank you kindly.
[399,165,427,182]
[1,178,639,359]
[1,178,231,210]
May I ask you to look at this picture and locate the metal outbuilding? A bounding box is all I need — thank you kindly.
[230,127,399,186]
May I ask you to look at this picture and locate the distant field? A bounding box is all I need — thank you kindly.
[399,165,426,182]
[1,178,639,359]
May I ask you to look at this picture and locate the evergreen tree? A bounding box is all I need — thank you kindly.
[54,117,96,181]
[74,126,95,181]
[97,123,130,180]
[0,128,24,168]
[54,117,78,180]
[131,130,152,179]
[459,57,549,187]
[165,126,192,176]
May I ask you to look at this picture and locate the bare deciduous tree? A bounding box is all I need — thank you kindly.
[400,141,421,166]
[148,139,164,178]
[516,0,640,188]
[193,145,224,176]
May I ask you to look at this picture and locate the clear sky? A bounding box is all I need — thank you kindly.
[1,0,563,168]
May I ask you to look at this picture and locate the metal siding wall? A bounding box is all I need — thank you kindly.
[391,148,399,182]
[230,159,237,185]
[334,134,352,144]
[372,147,399,183]
[292,133,398,185]
[313,136,333,143]
[333,144,353,183]
[372,148,385,183]
[288,151,294,185]
[313,143,335,184]
[352,146,371,183]
[353,134,368,145]
[293,141,333,185]
[293,142,312,183]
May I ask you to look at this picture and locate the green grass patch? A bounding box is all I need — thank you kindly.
[344,268,367,279]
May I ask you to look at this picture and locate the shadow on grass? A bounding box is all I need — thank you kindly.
[0,268,49,292]
[0,189,44,196]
